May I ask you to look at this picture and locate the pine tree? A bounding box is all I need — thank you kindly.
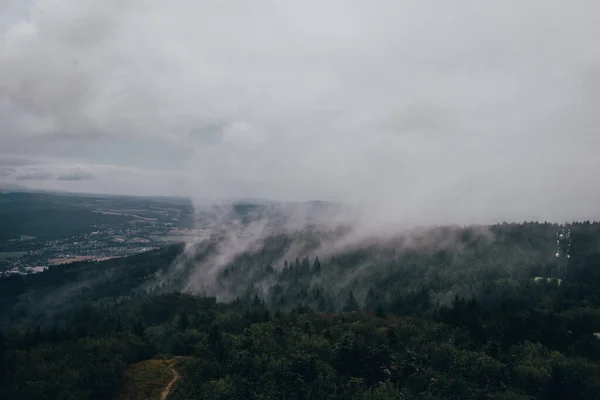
[179,312,190,331]
[133,319,145,337]
[312,256,322,274]
[318,297,327,312]
[301,256,311,274]
[364,288,378,312]
[343,290,360,312]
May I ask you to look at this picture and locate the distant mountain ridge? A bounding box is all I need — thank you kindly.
[0,182,37,193]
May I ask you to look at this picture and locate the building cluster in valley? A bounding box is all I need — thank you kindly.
[0,223,192,276]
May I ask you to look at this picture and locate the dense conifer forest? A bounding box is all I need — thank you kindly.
[2,222,600,399]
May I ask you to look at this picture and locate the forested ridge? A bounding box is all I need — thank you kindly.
[2,222,600,399]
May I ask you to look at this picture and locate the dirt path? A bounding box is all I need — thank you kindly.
[160,363,180,400]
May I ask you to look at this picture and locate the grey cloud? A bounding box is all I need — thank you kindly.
[56,167,94,181]
[385,102,458,136]
[1,0,599,224]
[0,154,40,166]
[189,124,224,146]
[0,167,16,177]
[36,1,133,49]
[16,171,54,181]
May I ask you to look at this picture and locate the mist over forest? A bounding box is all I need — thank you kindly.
[3,193,600,399]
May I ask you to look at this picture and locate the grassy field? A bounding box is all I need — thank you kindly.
[118,358,182,400]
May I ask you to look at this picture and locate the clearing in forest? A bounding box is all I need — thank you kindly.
[118,357,183,400]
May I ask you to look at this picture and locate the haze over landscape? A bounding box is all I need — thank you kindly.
[2,0,600,226]
[3,2,600,399]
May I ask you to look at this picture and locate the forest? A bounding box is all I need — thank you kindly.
[1,221,600,399]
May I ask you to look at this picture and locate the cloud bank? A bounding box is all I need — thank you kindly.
[1,0,599,224]
[56,167,94,181]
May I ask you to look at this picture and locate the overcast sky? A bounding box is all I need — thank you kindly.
[1,0,599,224]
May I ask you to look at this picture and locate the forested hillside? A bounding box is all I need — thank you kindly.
[1,222,600,399]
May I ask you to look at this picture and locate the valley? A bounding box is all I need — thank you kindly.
[0,191,195,275]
